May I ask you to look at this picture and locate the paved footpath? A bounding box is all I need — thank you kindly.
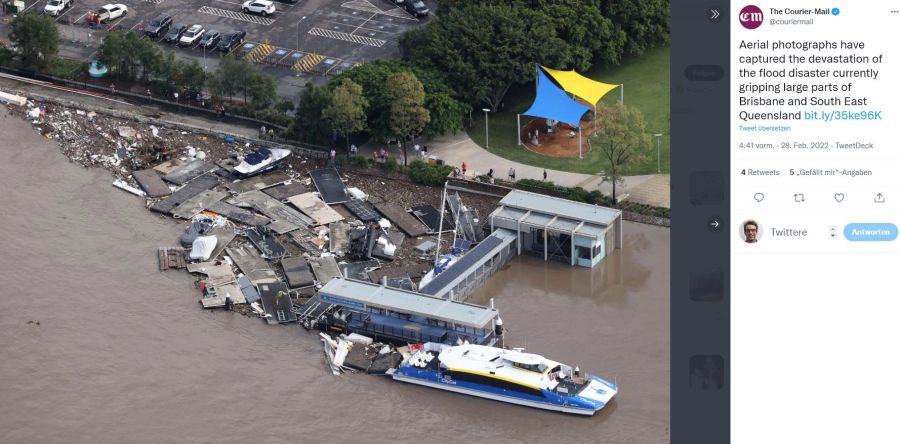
[360,131,671,208]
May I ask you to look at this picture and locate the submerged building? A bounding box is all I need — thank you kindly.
[488,190,622,267]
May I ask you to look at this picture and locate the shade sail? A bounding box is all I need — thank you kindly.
[523,68,590,127]
[541,66,620,106]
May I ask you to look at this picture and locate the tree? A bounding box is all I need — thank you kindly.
[387,72,430,166]
[600,0,670,57]
[292,82,333,145]
[590,103,649,202]
[501,0,626,69]
[135,38,164,82]
[210,55,256,101]
[400,3,569,111]
[180,60,206,95]
[332,60,467,141]
[9,13,61,71]
[247,72,277,108]
[322,79,368,156]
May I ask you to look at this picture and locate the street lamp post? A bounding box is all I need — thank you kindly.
[482,108,490,149]
[296,16,307,53]
[654,133,663,173]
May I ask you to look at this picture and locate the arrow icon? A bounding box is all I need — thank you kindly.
[710,9,720,20]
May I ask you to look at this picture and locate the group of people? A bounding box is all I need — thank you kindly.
[258,125,275,140]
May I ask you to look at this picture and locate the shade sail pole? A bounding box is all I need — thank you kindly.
[579,126,583,159]
[517,114,521,146]
[620,84,624,104]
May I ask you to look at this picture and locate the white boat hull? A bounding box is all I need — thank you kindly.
[388,370,600,416]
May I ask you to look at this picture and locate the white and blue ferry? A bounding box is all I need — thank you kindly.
[386,342,617,415]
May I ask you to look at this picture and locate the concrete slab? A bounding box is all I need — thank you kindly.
[162,160,218,185]
[170,190,228,219]
[226,245,279,285]
[133,169,171,198]
[287,192,343,226]
[150,174,220,214]
[229,190,314,227]
[309,255,341,284]
[263,181,308,201]
[206,201,271,227]
[374,203,427,237]
[225,170,292,194]
[329,221,349,254]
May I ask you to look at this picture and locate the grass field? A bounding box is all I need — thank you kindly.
[466,45,670,175]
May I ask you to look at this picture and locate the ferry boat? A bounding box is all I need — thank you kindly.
[386,342,617,415]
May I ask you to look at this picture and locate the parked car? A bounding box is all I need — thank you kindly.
[403,0,428,17]
[44,0,72,17]
[143,12,173,39]
[162,23,188,44]
[179,25,206,47]
[241,0,275,16]
[199,30,221,50]
[86,3,127,24]
[217,30,246,53]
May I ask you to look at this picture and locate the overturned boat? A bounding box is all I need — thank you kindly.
[234,148,291,177]
[386,343,617,415]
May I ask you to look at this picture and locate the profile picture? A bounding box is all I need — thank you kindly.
[740,220,760,243]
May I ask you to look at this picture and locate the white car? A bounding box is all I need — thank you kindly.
[44,0,72,16]
[179,24,206,47]
[242,0,275,16]
[99,3,127,21]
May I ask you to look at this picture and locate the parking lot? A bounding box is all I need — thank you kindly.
[34,0,432,83]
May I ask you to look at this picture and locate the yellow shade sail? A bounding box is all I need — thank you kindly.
[540,66,620,106]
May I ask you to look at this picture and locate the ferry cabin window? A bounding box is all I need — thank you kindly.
[593,244,601,258]
[512,362,549,373]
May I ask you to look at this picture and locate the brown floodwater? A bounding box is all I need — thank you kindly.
[0,110,669,444]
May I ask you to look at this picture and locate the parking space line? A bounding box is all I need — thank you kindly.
[308,27,386,47]
[319,19,398,36]
[108,16,127,31]
[340,0,417,21]
[55,7,76,21]
[128,21,143,33]
[23,0,42,13]
[142,0,165,4]
[211,0,243,6]
[350,12,378,35]
[198,6,276,26]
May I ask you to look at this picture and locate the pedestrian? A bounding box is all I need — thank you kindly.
[422,145,428,159]
[330,149,336,162]
[461,162,468,176]
[508,167,515,181]
[110,83,116,95]
[487,168,493,178]
[414,143,420,158]
[267,128,275,140]
[195,93,202,107]
[219,104,226,120]
[259,125,266,139]
[173,91,179,103]
[350,144,358,155]
[146,88,152,98]
[543,169,548,181]
[379,148,386,162]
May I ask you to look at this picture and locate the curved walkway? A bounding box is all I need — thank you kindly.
[361,132,671,208]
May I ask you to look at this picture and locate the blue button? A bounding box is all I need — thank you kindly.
[843,223,898,241]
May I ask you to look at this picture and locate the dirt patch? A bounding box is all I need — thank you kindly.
[520,117,594,158]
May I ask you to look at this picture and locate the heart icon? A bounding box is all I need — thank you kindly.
[834,193,845,202]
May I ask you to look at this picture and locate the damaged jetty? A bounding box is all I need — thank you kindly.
[10,98,621,414]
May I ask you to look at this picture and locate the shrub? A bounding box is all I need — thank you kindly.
[47,58,85,80]
[384,157,400,173]
[408,160,453,186]
[350,155,371,168]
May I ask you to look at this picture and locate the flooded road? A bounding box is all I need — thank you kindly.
[0,111,669,444]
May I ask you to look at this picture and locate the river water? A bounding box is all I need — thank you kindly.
[0,110,669,444]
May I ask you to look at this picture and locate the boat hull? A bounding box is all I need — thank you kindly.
[387,369,605,416]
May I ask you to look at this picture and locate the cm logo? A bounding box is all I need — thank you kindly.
[739,5,764,29]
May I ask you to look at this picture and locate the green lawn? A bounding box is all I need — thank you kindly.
[467,45,670,175]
